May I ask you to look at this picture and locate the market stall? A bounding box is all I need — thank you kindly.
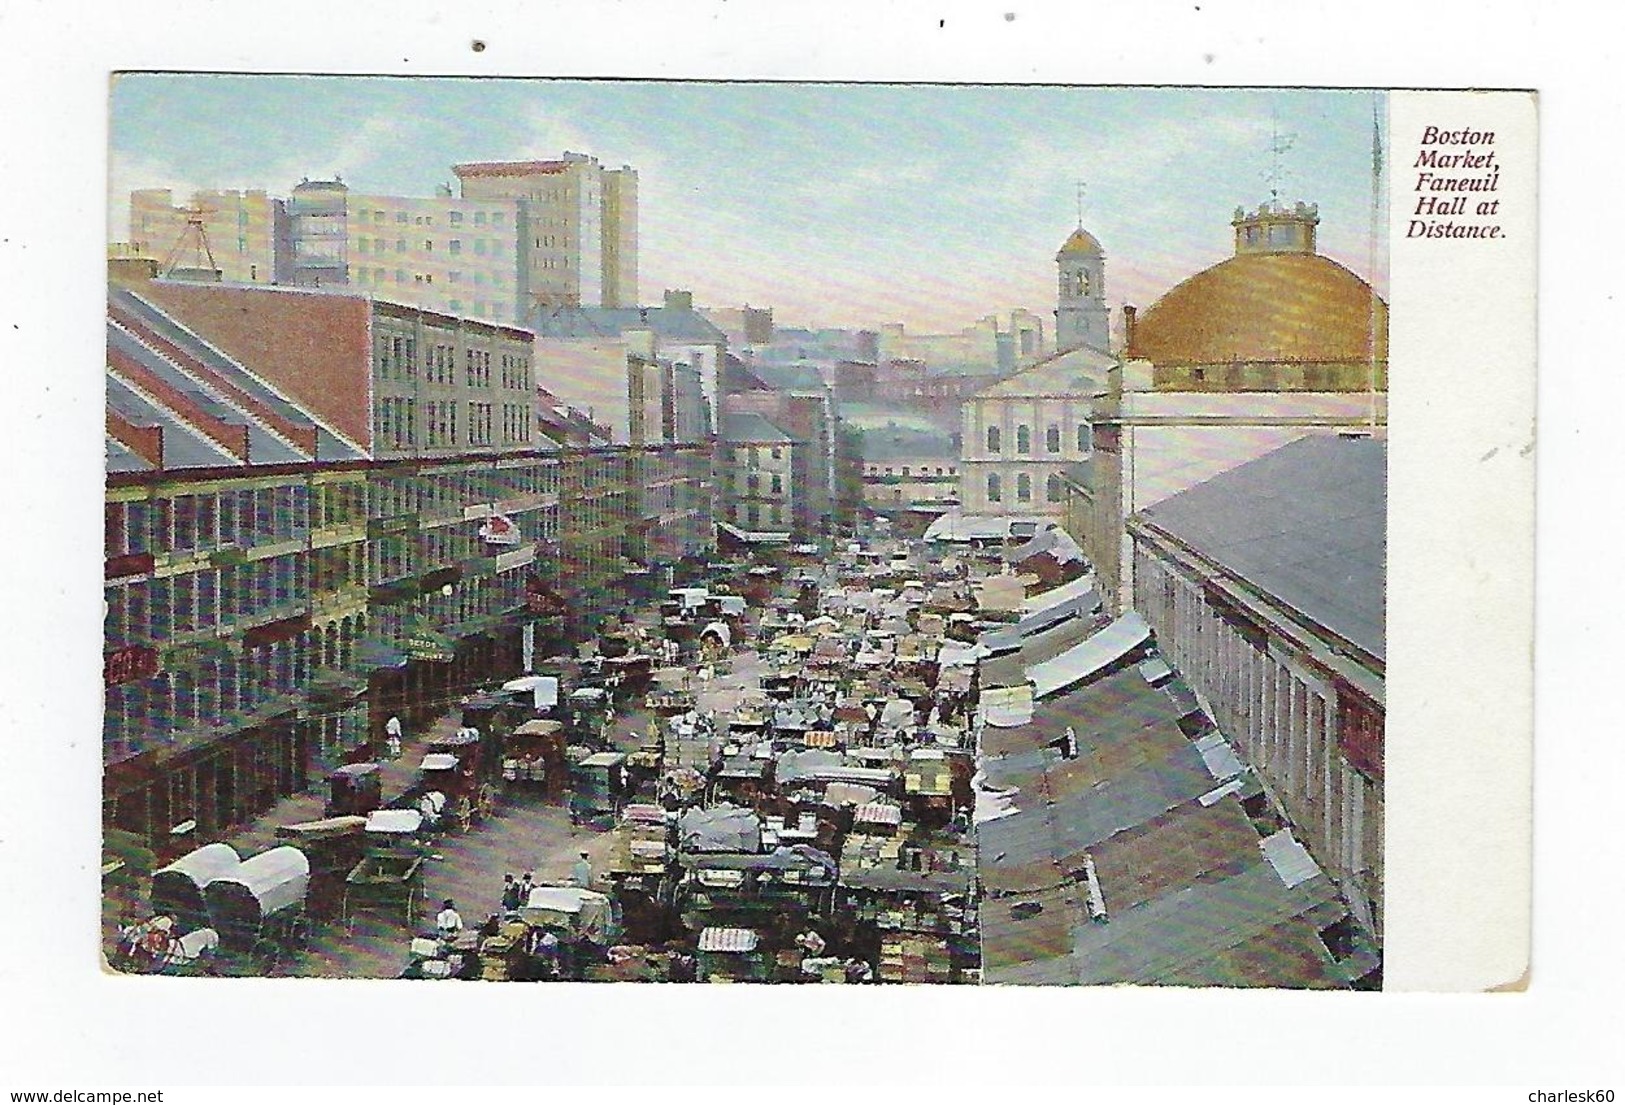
[202,845,310,959]
[150,842,242,933]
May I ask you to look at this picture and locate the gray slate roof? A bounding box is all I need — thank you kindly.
[721,411,793,445]
[857,428,958,462]
[527,306,725,345]
[1136,434,1386,661]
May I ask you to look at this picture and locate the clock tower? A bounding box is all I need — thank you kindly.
[1055,226,1109,353]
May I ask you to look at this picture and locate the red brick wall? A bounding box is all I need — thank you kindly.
[137,283,374,450]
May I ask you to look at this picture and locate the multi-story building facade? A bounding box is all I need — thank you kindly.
[283,180,529,326]
[123,151,639,323]
[720,412,795,540]
[957,345,1112,518]
[104,275,565,853]
[879,309,1048,376]
[722,388,838,539]
[1128,435,1385,964]
[128,188,286,284]
[453,154,639,310]
[858,427,961,530]
[1067,199,1389,610]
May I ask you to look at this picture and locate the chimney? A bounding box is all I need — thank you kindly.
[663,289,693,311]
[1122,305,1137,353]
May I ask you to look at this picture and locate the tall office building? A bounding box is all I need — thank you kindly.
[128,189,285,284]
[453,153,639,311]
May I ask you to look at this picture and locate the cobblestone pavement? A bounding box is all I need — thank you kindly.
[111,601,787,980]
[210,642,770,980]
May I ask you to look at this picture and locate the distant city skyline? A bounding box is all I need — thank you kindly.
[111,76,1387,334]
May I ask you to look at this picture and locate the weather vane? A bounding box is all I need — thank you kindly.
[1263,110,1298,203]
[1074,179,1087,229]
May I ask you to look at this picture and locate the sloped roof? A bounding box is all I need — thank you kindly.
[976,664,1347,987]
[721,411,793,444]
[1057,226,1104,257]
[1136,434,1386,662]
[528,306,725,345]
[974,344,1115,400]
[858,427,957,462]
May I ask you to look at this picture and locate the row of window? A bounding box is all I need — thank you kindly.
[984,472,1070,504]
[105,486,310,560]
[372,464,561,521]
[731,502,785,529]
[724,445,786,466]
[501,403,533,445]
[744,473,784,495]
[356,266,509,288]
[355,237,508,257]
[105,553,306,648]
[499,354,531,390]
[376,397,536,451]
[866,465,957,478]
[985,423,1092,455]
[376,336,524,387]
[104,638,308,758]
[366,209,509,229]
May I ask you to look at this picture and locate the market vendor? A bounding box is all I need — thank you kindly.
[794,928,827,957]
[436,899,464,940]
[571,851,593,888]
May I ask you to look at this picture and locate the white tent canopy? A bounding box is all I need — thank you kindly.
[503,674,560,709]
[203,845,310,928]
[1027,612,1151,699]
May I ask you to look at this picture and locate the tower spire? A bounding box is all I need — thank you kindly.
[1264,108,1297,204]
[1075,179,1086,229]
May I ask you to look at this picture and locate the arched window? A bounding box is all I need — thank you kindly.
[1076,424,1092,453]
[1016,425,1031,454]
[986,426,1001,453]
[1046,474,1064,502]
[1045,425,1061,453]
[1016,474,1032,502]
[987,474,1002,502]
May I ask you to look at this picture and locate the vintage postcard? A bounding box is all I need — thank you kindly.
[94,74,1534,1007]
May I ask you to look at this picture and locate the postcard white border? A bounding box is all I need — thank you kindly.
[0,0,1612,1090]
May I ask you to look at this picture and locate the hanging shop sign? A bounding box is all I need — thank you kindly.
[405,629,457,663]
[480,513,521,547]
[105,551,155,580]
[526,575,568,617]
[104,645,159,687]
[242,613,313,650]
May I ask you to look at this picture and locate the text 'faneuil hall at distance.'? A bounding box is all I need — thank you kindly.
[1406,124,1505,240]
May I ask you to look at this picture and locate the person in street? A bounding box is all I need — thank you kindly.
[1063,725,1078,760]
[385,715,404,760]
[519,872,534,901]
[571,851,593,888]
[501,874,522,912]
[535,928,562,978]
[436,899,463,940]
[794,928,827,957]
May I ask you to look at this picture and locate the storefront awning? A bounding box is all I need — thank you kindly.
[978,684,1035,728]
[717,521,792,545]
[1027,612,1151,700]
[357,638,409,671]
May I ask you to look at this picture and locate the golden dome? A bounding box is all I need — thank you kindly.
[1128,251,1387,366]
[1056,227,1103,257]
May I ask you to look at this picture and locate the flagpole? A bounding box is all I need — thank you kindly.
[1368,99,1383,433]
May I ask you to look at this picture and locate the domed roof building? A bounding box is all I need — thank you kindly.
[1126,201,1387,392]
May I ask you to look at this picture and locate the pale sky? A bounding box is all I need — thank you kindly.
[111,76,1387,334]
